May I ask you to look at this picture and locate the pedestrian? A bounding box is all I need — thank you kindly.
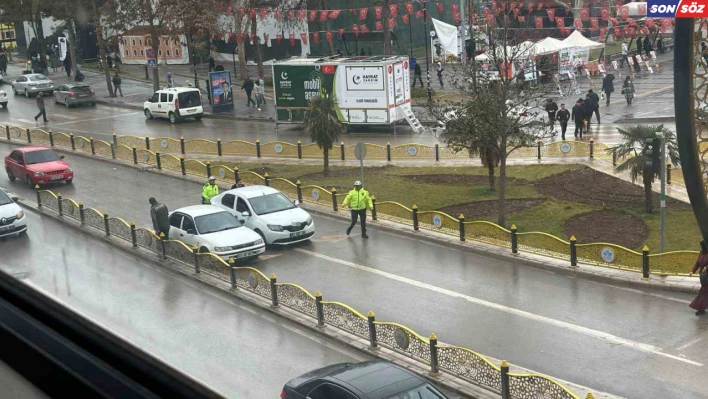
[643,36,653,58]
[588,89,600,124]
[622,76,635,105]
[34,93,48,123]
[231,178,245,189]
[620,42,629,67]
[241,76,256,107]
[636,36,643,56]
[107,52,113,69]
[208,56,215,72]
[601,74,615,106]
[689,241,708,315]
[584,95,594,131]
[516,69,525,93]
[166,72,174,88]
[112,72,123,97]
[63,53,72,78]
[0,53,6,75]
[343,180,373,239]
[436,59,444,88]
[413,63,424,87]
[258,76,266,105]
[337,48,342,56]
[657,35,665,54]
[149,197,170,239]
[255,79,265,111]
[556,103,570,141]
[571,100,584,139]
[201,176,219,204]
[360,48,366,56]
[544,98,558,127]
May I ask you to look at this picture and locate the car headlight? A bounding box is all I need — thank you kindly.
[33,172,45,177]
[306,217,313,226]
[213,246,231,252]
[254,239,263,245]
[15,211,24,219]
[65,167,73,173]
[267,224,283,231]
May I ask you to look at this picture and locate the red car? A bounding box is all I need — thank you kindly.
[5,146,74,187]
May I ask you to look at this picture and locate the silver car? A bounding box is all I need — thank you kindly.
[53,84,96,107]
[12,74,55,97]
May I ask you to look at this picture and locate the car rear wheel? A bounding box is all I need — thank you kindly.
[24,89,29,98]
[53,94,58,104]
[65,98,71,108]
[144,109,153,119]
[194,115,202,121]
[169,112,178,124]
[12,86,17,95]
[6,168,15,182]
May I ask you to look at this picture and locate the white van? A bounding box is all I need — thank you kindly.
[143,87,204,123]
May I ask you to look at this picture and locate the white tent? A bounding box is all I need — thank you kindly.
[531,37,564,55]
[431,18,459,54]
[561,31,605,49]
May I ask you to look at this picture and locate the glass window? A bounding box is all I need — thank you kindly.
[194,212,241,234]
[139,39,143,46]
[178,91,200,108]
[169,214,182,228]
[182,216,195,232]
[384,384,446,399]
[133,49,137,56]
[221,194,236,209]
[125,50,128,56]
[307,383,352,399]
[132,39,135,46]
[10,151,21,162]
[175,49,179,56]
[166,49,170,56]
[140,49,144,56]
[159,93,167,102]
[236,198,249,213]
[158,49,162,56]
[150,93,159,102]
[24,150,60,165]
[167,94,173,102]
[147,38,152,46]
[248,193,295,215]
[0,189,12,206]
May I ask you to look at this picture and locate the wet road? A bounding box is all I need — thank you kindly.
[0,210,371,398]
[1,141,706,398]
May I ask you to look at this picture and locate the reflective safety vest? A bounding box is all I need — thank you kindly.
[343,188,372,211]
[202,183,219,203]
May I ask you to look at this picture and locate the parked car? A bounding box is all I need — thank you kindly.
[53,84,96,107]
[168,205,265,260]
[11,74,55,97]
[281,360,452,399]
[143,87,203,123]
[0,89,7,108]
[0,186,27,239]
[4,146,74,187]
[210,186,315,245]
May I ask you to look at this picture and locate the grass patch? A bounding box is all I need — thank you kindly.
[234,161,699,252]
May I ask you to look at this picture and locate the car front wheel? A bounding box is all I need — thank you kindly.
[255,229,268,246]
[24,89,30,98]
[194,115,203,121]
[26,175,34,189]
[198,246,209,254]
[144,109,153,119]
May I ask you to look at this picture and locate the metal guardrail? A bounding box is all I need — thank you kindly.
[34,188,591,399]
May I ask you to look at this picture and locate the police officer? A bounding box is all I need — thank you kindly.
[343,180,373,239]
[202,176,219,204]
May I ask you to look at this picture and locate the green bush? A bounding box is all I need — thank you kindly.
[411,86,435,99]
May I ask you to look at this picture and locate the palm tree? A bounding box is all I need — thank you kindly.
[610,124,680,213]
[303,93,344,176]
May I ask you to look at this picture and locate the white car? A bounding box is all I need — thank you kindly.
[0,187,27,238]
[168,205,265,261]
[0,89,7,108]
[143,87,204,123]
[211,186,315,245]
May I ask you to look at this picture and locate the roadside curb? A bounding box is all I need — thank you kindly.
[93,98,276,122]
[0,137,698,294]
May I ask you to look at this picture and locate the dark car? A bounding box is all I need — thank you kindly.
[53,84,96,107]
[281,360,450,399]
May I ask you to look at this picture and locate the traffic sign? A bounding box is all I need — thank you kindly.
[147,59,156,67]
[354,142,367,160]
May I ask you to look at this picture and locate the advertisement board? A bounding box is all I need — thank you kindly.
[273,65,331,108]
[402,60,411,104]
[386,64,395,109]
[345,66,384,91]
[558,47,589,75]
[209,71,233,106]
[393,63,405,106]
[335,66,387,109]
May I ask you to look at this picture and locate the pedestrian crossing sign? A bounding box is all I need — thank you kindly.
[147,59,156,67]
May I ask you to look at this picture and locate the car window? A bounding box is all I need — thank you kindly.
[178,91,201,108]
[221,194,236,209]
[236,197,249,213]
[150,93,159,102]
[307,383,355,399]
[167,93,173,102]
[73,86,92,93]
[195,211,241,234]
[248,193,295,215]
[160,93,167,102]
[9,151,21,162]
[169,214,183,229]
[182,216,196,232]
[384,384,446,399]
[17,76,26,82]
[0,189,12,206]
[24,149,60,165]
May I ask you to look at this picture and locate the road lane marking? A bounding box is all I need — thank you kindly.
[43,112,142,127]
[676,337,705,351]
[587,281,688,304]
[295,248,703,367]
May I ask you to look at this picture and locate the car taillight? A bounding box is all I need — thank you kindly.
[68,91,74,96]
[280,389,287,399]
[174,98,179,109]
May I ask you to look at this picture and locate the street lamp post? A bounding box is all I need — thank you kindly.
[659,131,667,252]
[423,0,432,101]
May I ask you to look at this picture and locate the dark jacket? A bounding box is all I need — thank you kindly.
[556,109,570,123]
[414,63,421,76]
[588,92,600,109]
[571,105,584,123]
[545,101,558,118]
[636,37,643,52]
[150,202,169,234]
[584,99,594,117]
[643,38,652,52]
[36,95,45,109]
[601,75,615,93]
[241,78,254,92]
[112,75,121,85]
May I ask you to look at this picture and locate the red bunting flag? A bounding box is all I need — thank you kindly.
[555,17,564,28]
[483,6,490,15]
[415,10,424,19]
[276,33,282,45]
[452,4,458,13]
[352,25,359,37]
[375,7,382,19]
[249,8,256,18]
[527,4,534,13]
[599,27,607,39]
[537,3,543,10]
[405,3,414,15]
[237,33,244,43]
[491,1,497,9]
[250,33,256,43]
[359,8,368,20]
[388,18,397,28]
[402,14,410,24]
[226,5,232,15]
[600,7,609,21]
[220,2,225,12]
[574,18,583,30]
[660,26,667,33]
[627,17,636,26]
[590,18,599,31]
[535,16,543,29]
[329,10,341,19]
[389,4,398,18]
[662,18,672,27]
[641,26,650,35]
[361,24,370,33]
[289,33,295,46]
[580,8,589,21]
[275,10,281,21]
[453,11,461,21]
[512,8,520,18]
[312,32,319,44]
[286,10,293,20]
[319,11,328,22]
[613,27,621,37]
[308,10,317,22]
[619,6,629,19]
[518,16,525,22]
[546,9,555,21]
[326,30,333,42]
[260,9,268,20]
[510,2,517,10]
[436,2,443,14]
[610,17,619,25]
[338,28,345,37]
[485,14,495,25]
[300,32,308,45]
[646,18,655,28]
[297,10,305,21]
[238,7,245,19]
[376,21,383,30]
[639,4,647,14]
